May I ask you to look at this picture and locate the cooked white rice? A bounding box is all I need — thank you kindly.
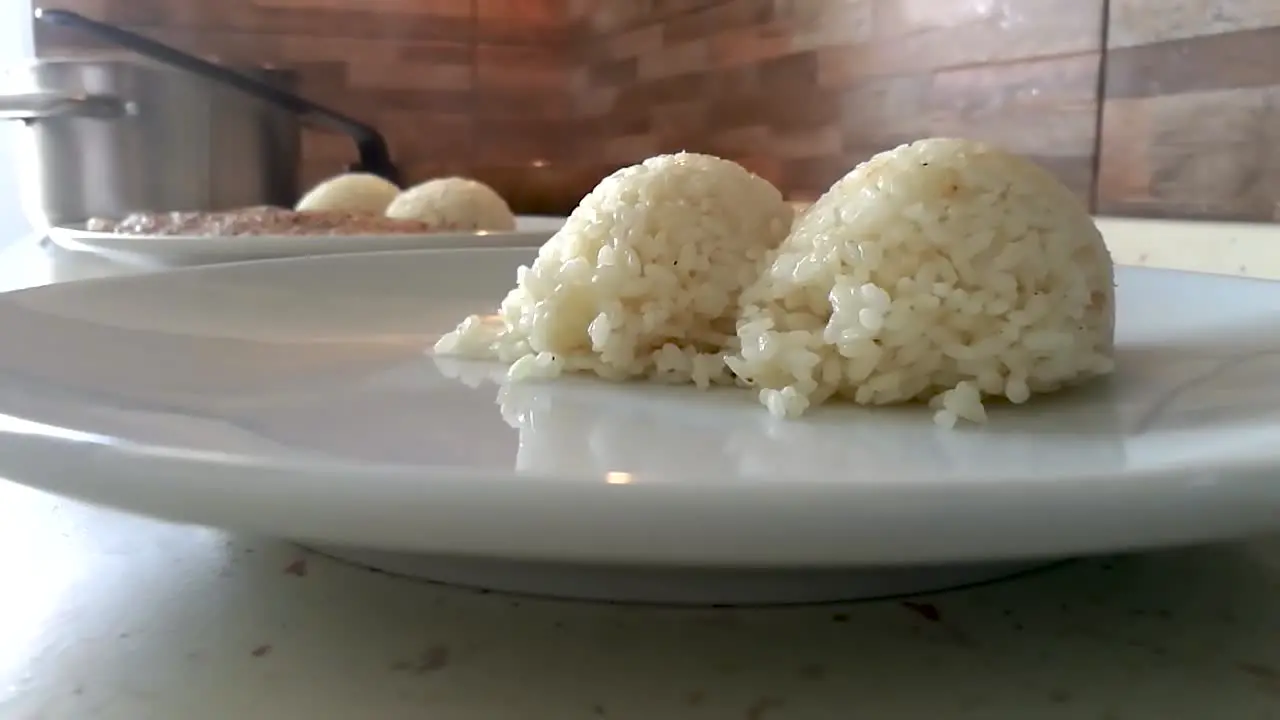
[295,172,400,214]
[725,138,1117,426]
[433,152,793,386]
[385,177,516,231]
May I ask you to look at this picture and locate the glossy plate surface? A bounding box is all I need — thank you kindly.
[0,248,1276,569]
[46,215,564,265]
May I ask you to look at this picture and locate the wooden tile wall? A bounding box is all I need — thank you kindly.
[1097,0,1280,221]
[569,0,1107,203]
[30,0,1280,221]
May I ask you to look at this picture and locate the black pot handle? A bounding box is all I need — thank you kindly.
[35,7,400,185]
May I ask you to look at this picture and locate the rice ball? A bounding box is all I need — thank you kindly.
[295,173,399,214]
[434,152,794,387]
[385,177,516,232]
[726,138,1116,426]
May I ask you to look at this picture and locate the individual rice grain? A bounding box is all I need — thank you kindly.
[295,173,400,214]
[434,152,793,386]
[385,177,517,232]
[727,137,1116,425]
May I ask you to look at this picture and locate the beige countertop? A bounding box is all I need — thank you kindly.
[1097,216,1280,279]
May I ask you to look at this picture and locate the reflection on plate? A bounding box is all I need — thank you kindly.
[46,214,565,266]
[433,356,1123,479]
[0,248,1274,603]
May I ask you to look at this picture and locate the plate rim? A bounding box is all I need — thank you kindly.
[0,253,1279,564]
[1,419,1276,566]
[0,253,1274,486]
[47,220,559,245]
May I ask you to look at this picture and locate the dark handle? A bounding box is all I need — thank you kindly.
[34,7,400,185]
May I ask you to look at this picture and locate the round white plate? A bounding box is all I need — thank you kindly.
[46,214,565,266]
[0,248,1278,604]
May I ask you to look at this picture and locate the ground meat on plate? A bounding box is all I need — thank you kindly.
[85,206,444,236]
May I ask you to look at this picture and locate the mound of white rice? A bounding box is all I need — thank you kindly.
[385,177,516,232]
[295,173,400,214]
[726,138,1116,426]
[433,152,793,386]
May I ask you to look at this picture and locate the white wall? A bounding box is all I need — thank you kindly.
[0,0,33,246]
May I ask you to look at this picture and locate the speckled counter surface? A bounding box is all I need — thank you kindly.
[2,222,1280,720]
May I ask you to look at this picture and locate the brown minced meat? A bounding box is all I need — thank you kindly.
[86,206,441,237]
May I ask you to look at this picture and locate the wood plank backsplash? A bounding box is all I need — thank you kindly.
[570,0,1104,204]
[30,0,1280,222]
[1098,0,1280,221]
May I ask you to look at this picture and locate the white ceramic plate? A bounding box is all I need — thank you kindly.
[0,248,1278,604]
[46,214,565,266]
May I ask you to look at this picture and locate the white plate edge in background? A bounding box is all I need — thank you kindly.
[45,215,566,265]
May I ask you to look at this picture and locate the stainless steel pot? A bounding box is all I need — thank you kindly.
[1,57,302,228]
[1,9,400,229]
